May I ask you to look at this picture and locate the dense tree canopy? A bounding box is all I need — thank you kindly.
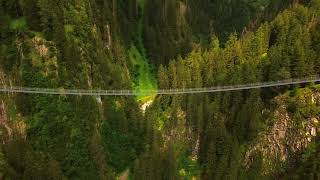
[0,0,319,179]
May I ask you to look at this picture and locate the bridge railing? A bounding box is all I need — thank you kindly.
[0,76,319,96]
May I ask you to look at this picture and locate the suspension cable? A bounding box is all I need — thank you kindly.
[0,76,319,96]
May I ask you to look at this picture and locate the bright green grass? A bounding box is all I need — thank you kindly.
[128,45,157,102]
[129,0,157,103]
[64,24,75,33]
[9,17,27,31]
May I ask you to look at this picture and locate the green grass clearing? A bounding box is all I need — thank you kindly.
[9,17,27,31]
[128,45,157,102]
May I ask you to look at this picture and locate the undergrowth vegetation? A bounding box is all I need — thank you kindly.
[0,0,319,179]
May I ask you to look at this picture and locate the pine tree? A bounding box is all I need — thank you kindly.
[158,64,169,89]
[162,141,177,180]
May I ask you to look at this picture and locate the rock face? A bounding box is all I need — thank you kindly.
[140,100,153,113]
[0,100,11,141]
[244,88,320,175]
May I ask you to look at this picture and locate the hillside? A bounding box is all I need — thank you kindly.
[0,0,319,179]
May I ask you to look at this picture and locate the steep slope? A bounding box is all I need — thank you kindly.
[0,0,319,180]
[132,1,320,179]
[245,86,320,177]
[142,0,295,65]
[0,0,145,179]
[128,0,157,103]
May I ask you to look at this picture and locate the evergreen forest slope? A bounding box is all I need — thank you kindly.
[0,0,319,179]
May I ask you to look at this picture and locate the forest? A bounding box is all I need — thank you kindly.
[0,0,319,179]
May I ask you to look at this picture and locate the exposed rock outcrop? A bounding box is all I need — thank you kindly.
[244,88,320,175]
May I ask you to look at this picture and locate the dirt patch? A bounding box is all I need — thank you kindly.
[118,169,129,180]
[32,37,49,57]
[141,100,153,113]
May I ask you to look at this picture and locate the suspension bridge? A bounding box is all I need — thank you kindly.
[0,76,319,96]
